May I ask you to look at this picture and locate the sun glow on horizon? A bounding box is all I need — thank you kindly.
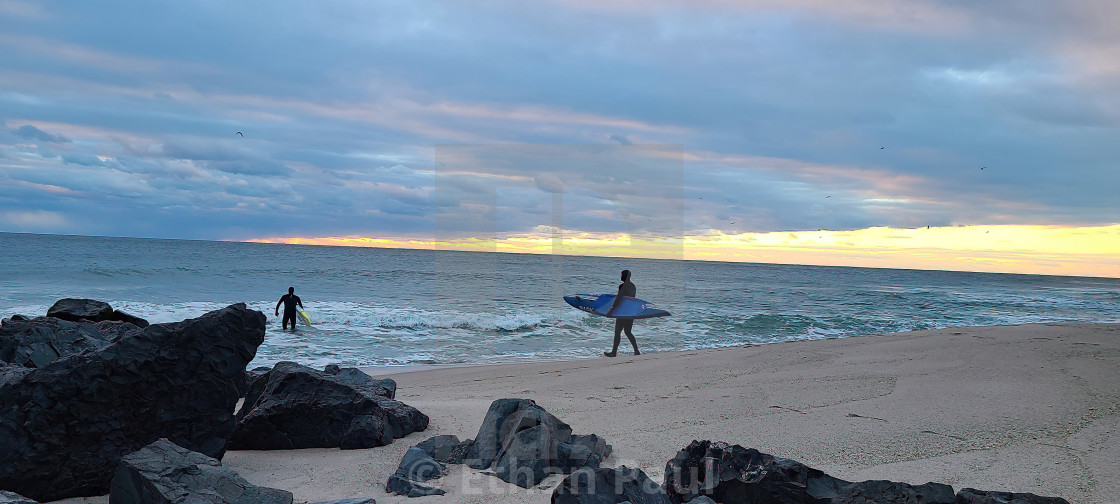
[248,224,1120,279]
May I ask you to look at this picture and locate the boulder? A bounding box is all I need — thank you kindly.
[552,466,672,504]
[385,446,447,497]
[466,398,612,488]
[663,441,956,504]
[43,299,149,327]
[0,491,37,504]
[0,316,136,368]
[47,298,114,322]
[834,480,954,503]
[310,500,377,504]
[685,498,717,504]
[415,434,474,464]
[0,304,266,501]
[663,440,848,504]
[955,488,1070,504]
[229,361,426,450]
[109,438,292,504]
[323,363,396,399]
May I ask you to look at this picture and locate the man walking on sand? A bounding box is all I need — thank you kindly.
[275,286,303,331]
[604,269,640,357]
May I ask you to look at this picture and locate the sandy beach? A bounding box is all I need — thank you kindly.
[54,322,1119,504]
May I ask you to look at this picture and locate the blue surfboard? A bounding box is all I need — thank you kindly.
[563,293,671,320]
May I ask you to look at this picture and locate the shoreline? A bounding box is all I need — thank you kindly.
[52,322,1120,503]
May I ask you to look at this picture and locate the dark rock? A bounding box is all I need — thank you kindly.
[561,434,613,472]
[385,446,448,497]
[415,434,473,464]
[309,499,377,504]
[0,304,266,501]
[47,298,113,322]
[956,488,1070,504]
[238,366,273,398]
[2,314,30,324]
[0,316,132,368]
[466,398,612,488]
[110,310,149,328]
[663,440,849,504]
[324,363,341,374]
[552,466,672,504]
[663,441,957,504]
[467,398,565,469]
[0,363,32,386]
[230,361,426,450]
[835,480,954,503]
[108,438,292,504]
[42,299,148,327]
[685,498,717,504]
[0,490,37,504]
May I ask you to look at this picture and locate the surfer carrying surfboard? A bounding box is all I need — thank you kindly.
[275,286,304,331]
[604,269,641,357]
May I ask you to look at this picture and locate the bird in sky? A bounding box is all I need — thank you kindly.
[236,132,244,137]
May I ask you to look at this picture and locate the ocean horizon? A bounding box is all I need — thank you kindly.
[3,231,1119,370]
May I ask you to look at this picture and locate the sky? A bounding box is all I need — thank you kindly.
[1,1,1119,277]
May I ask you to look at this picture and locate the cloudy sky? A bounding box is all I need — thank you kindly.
[2,1,1118,276]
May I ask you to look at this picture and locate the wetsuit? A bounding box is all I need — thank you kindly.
[613,279,637,333]
[276,293,302,329]
[605,270,640,356]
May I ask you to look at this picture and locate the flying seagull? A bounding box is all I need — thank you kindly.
[236,132,244,137]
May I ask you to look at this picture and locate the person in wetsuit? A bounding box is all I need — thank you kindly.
[604,269,640,357]
[275,286,303,331]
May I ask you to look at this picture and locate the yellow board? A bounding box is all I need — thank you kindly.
[299,310,312,327]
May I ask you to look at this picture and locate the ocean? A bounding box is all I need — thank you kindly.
[2,232,1118,369]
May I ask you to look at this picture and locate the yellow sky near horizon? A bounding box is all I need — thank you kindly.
[249,223,1120,279]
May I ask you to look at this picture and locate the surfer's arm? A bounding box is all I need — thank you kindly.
[275,296,283,315]
[606,287,625,315]
[297,297,304,309]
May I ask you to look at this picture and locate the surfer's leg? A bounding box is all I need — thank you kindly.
[283,313,296,330]
[623,320,639,355]
[605,320,624,357]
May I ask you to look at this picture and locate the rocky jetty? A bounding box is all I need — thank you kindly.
[230,361,427,450]
[0,303,266,501]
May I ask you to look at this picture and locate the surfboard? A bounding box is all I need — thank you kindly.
[563,293,671,320]
[299,310,312,327]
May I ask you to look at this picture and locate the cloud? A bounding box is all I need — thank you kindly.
[12,124,69,143]
[0,0,1117,260]
[0,209,68,230]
